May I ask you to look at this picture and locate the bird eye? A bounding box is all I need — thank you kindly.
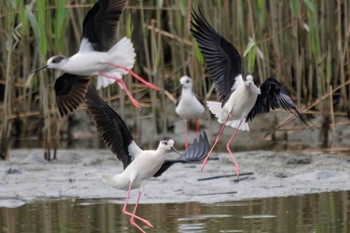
[164,141,168,145]
[186,80,190,83]
[52,56,64,64]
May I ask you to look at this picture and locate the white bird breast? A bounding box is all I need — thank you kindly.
[60,52,112,75]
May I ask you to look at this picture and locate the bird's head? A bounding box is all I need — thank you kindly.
[28,55,67,74]
[245,75,254,86]
[46,55,68,69]
[158,137,182,155]
[179,75,193,89]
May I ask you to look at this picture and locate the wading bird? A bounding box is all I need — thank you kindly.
[85,87,209,233]
[33,0,159,116]
[191,7,310,176]
[175,75,205,149]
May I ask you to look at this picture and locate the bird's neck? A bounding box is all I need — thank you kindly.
[182,87,194,98]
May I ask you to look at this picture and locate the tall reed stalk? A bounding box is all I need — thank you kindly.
[0,0,349,158]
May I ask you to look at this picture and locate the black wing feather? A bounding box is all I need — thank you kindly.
[246,77,310,126]
[153,131,209,177]
[83,0,127,51]
[55,73,90,117]
[85,87,134,169]
[191,7,241,106]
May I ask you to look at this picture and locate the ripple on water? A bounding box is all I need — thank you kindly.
[219,230,244,233]
[241,214,277,219]
[0,199,26,208]
[178,214,231,221]
[178,222,206,233]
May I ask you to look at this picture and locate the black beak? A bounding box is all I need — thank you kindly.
[174,84,183,92]
[170,147,183,156]
[29,64,48,74]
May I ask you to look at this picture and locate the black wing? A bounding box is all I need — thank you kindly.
[191,7,241,106]
[246,77,310,126]
[153,131,209,177]
[55,73,90,117]
[85,87,135,169]
[82,0,127,51]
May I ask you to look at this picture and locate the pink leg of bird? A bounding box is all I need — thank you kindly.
[184,120,188,150]
[129,190,152,233]
[122,182,153,229]
[195,118,200,138]
[225,120,243,177]
[201,114,230,171]
[105,63,160,91]
[100,74,141,109]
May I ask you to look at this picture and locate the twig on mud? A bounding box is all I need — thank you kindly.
[196,191,237,196]
[197,172,254,181]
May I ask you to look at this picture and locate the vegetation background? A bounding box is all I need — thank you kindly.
[0,0,349,159]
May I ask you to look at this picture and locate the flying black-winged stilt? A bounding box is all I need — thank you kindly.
[175,75,205,149]
[191,7,310,176]
[33,0,159,116]
[85,87,209,233]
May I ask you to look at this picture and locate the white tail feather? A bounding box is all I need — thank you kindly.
[96,72,123,90]
[108,37,135,69]
[96,37,136,89]
[97,173,129,190]
[96,77,116,90]
[227,120,250,131]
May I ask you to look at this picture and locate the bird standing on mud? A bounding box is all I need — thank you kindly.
[85,87,209,233]
[191,7,311,176]
[175,75,205,149]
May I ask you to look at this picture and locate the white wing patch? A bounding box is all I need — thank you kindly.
[207,101,229,124]
[78,38,94,53]
[128,141,143,161]
[231,74,243,91]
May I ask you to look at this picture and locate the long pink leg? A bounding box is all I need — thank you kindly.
[129,190,153,233]
[105,62,160,91]
[195,118,200,138]
[100,74,141,109]
[226,120,243,177]
[184,120,188,150]
[201,114,230,171]
[122,182,153,228]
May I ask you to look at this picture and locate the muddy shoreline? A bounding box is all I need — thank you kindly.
[1,149,349,207]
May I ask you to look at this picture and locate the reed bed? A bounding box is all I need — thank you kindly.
[0,0,349,159]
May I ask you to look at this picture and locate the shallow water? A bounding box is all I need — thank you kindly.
[0,191,349,233]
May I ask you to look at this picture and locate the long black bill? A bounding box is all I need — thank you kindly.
[29,64,48,74]
[170,147,183,156]
[174,84,183,92]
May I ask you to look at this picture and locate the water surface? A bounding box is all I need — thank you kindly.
[0,191,349,233]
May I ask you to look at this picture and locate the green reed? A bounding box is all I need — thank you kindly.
[0,0,349,159]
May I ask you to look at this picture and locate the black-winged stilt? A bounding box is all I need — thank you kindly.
[33,0,159,116]
[175,75,205,149]
[85,87,209,233]
[191,7,310,176]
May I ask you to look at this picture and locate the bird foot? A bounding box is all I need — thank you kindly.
[141,219,153,228]
[130,219,147,233]
[235,164,240,177]
[130,97,141,109]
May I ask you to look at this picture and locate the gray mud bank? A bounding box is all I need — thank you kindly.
[1,149,350,206]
